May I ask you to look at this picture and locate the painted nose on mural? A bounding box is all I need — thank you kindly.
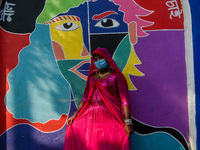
[90,33,128,56]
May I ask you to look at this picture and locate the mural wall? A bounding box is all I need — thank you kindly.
[0,0,197,149]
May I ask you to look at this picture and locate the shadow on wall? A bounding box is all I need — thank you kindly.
[5,24,71,123]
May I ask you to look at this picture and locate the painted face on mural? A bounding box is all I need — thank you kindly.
[46,0,139,105]
[2,0,190,149]
[47,15,90,60]
[88,0,129,55]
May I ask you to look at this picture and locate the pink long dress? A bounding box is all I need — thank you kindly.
[63,71,130,150]
[63,48,131,150]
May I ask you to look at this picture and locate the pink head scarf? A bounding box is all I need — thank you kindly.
[83,48,128,95]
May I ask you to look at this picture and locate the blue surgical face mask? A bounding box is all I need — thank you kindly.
[95,59,108,70]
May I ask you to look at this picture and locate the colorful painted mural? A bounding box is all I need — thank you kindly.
[0,0,198,149]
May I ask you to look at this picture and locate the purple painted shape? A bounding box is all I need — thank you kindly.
[0,123,67,150]
[130,30,189,140]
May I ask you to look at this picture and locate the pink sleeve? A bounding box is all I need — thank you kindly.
[116,74,131,109]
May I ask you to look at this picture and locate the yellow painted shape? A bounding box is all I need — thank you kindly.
[50,18,90,60]
[123,45,144,90]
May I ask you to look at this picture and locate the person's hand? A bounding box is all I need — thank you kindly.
[125,124,135,138]
[67,114,77,125]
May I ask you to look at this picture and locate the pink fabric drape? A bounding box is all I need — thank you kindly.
[63,48,131,150]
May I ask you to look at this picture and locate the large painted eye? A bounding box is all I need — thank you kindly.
[95,18,120,28]
[55,22,79,31]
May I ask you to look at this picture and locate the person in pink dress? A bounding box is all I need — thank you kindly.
[63,48,134,150]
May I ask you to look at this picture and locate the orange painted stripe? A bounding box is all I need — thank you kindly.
[59,16,63,20]
[72,16,76,21]
[76,17,80,21]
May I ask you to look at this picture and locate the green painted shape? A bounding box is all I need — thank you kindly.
[113,35,131,72]
[57,59,88,107]
[37,0,86,23]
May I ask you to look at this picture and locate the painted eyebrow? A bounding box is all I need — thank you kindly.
[92,11,118,20]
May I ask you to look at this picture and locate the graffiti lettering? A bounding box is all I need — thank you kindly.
[166,0,182,19]
[0,1,16,22]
